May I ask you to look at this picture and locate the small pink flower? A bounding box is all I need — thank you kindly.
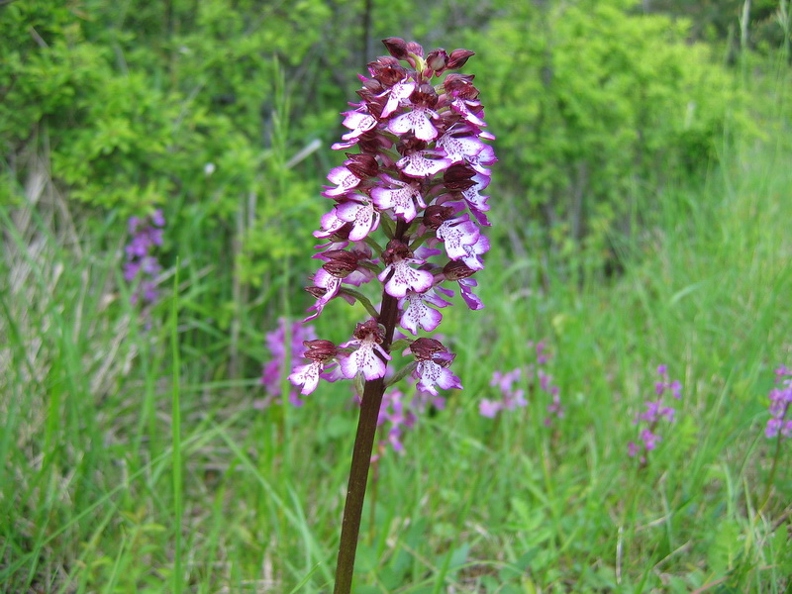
[436,214,481,262]
[378,259,434,298]
[396,150,453,178]
[479,399,502,418]
[388,107,439,141]
[399,289,450,335]
[410,338,462,396]
[370,174,426,222]
[340,320,391,381]
[380,80,416,117]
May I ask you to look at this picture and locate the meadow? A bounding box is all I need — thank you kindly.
[3,108,792,594]
[2,2,792,593]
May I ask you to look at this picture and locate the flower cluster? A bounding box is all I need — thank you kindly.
[480,368,526,418]
[259,318,318,408]
[123,210,165,306]
[290,38,494,398]
[479,341,563,423]
[766,365,792,440]
[628,364,682,463]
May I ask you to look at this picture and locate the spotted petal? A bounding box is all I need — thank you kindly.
[396,152,452,178]
[289,361,323,395]
[340,339,390,380]
[381,81,416,117]
[370,176,426,222]
[399,290,449,334]
[378,259,435,298]
[414,360,462,396]
[323,166,361,197]
[388,107,438,141]
[335,200,380,241]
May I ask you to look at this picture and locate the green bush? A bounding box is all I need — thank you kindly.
[470,0,747,257]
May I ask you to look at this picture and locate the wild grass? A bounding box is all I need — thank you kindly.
[2,86,792,594]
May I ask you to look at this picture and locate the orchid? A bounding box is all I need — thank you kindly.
[628,364,683,465]
[284,37,494,594]
[123,210,165,309]
[766,365,792,440]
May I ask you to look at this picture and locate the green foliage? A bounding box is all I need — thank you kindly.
[2,131,792,593]
[0,0,336,366]
[470,0,746,259]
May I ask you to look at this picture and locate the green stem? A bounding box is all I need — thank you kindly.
[759,432,783,513]
[333,222,406,594]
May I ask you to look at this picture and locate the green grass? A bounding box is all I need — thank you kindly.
[2,105,792,594]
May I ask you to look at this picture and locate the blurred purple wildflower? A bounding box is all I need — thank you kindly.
[359,373,446,460]
[259,318,317,408]
[124,210,164,307]
[766,365,792,439]
[628,364,682,464]
[479,368,526,418]
[480,341,563,424]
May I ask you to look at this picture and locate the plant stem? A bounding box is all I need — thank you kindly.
[759,433,783,513]
[333,224,406,594]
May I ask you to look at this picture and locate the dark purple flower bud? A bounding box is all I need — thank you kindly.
[410,83,439,109]
[409,337,447,362]
[358,133,392,155]
[345,153,379,179]
[406,41,424,57]
[426,49,448,73]
[423,205,456,230]
[443,74,479,100]
[303,339,339,362]
[396,135,428,157]
[382,37,409,60]
[381,238,412,265]
[442,260,476,281]
[443,164,477,191]
[367,56,407,86]
[447,48,475,70]
[359,76,385,94]
[352,318,385,344]
[322,249,363,277]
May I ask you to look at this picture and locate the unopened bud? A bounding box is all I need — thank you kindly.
[322,249,362,277]
[443,260,476,281]
[443,73,479,99]
[381,238,411,265]
[409,337,447,361]
[382,37,409,60]
[426,49,448,73]
[447,48,475,69]
[443,164,477,191]
[352,319,385,343]
[345,153,379,179]
[411,83,438,108]
[303,339,338,362]
[423,205,455,230]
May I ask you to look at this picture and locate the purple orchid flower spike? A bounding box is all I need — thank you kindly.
[282,37,494,594]
[629,364,683,466]
[766,365,792,439]
[124,209,165,309]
